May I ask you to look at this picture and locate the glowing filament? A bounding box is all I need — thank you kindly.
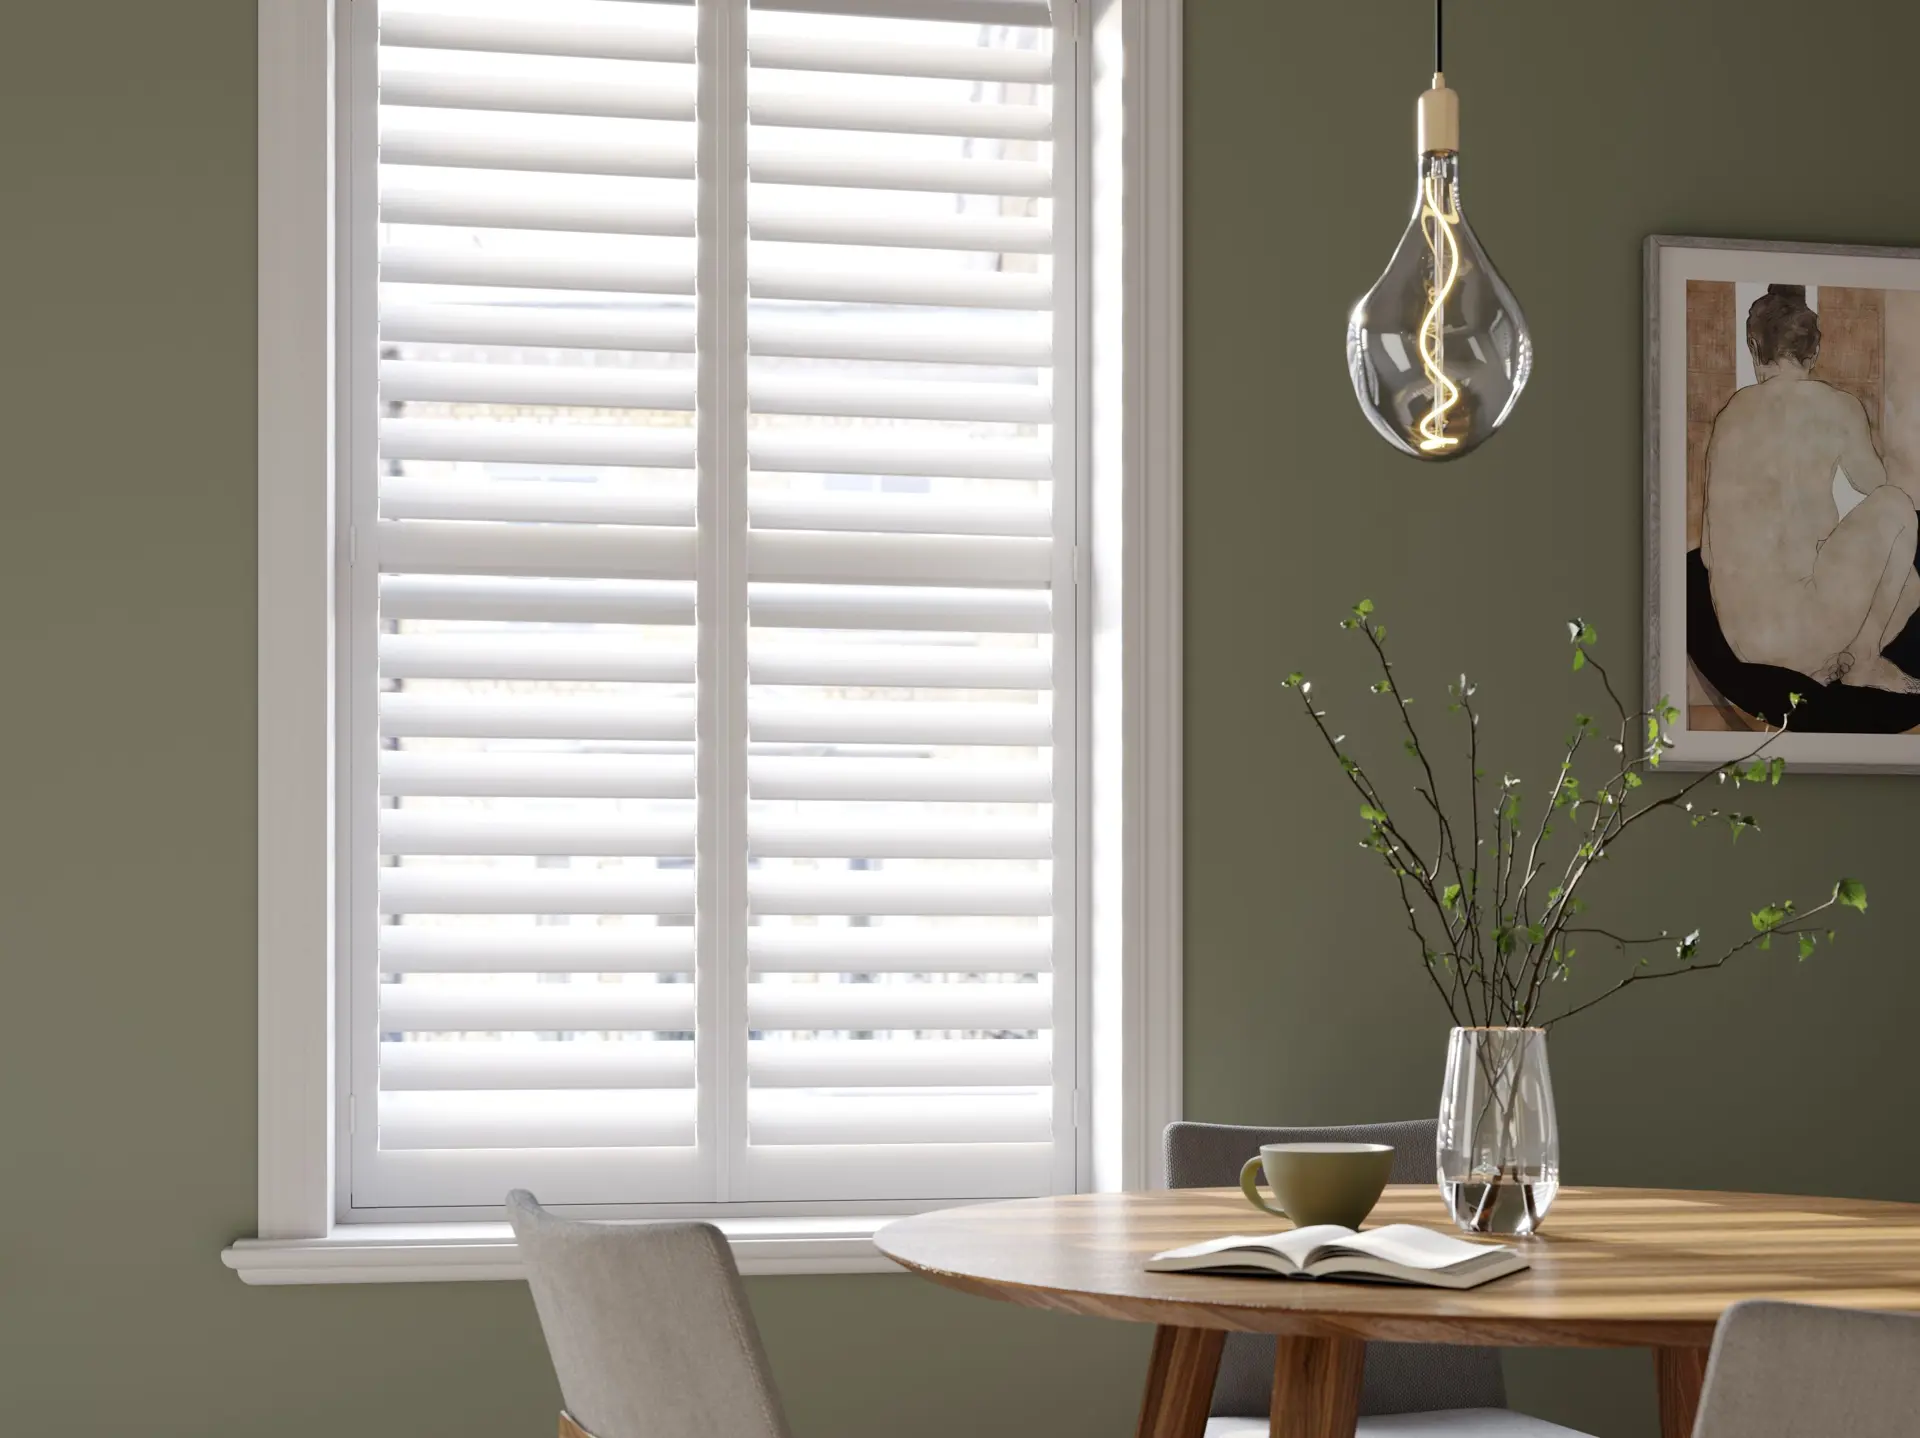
[1418,169,1462,452]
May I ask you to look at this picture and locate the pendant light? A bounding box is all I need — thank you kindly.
[1347,0,1531,460]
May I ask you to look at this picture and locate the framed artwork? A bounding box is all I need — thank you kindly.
[1647,234,1920,771]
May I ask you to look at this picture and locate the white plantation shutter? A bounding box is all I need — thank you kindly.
[350,0,1075,1212]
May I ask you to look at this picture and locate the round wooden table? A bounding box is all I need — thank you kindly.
[875,1185,1920,1438]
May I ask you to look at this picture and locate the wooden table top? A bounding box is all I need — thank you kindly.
[875,1185,1920,1349]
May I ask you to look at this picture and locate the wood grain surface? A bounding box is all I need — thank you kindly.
[875,1185,1920,1348]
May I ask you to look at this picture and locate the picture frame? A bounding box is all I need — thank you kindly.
[1646,233,1920,772]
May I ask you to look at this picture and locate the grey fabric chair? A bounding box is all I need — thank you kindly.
[1165,1120,1589,1438]
[508,1191,795,1438]
[1693,1300,1920,1438]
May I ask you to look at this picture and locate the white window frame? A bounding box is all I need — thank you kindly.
[230,0,1181,1283]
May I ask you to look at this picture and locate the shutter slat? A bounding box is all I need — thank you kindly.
[380,360,696,411]
[750,873,1049,917]
[380,574,696,624]
[749,433,1050,482]
[380,188,696,240]
[380,634,695,683]
[380,417,696,468]
[748,33,1050,85]
[747,929,1050,974]
[379,481,698,530]
[380,246,695,297]
[380,1091,696,1150]
[381,983,698,1033]
[750,530,1050,587]
[750,816,1050,860]
[749,757,1049,803]
[749,1092,1050,1146]
[380,127,696,181]
[381,927,695,974]
[752,92,1049,142]
[748,1037,1049,1088]
[381,695,697,743]
[752,210,1049,255]
[380,11,696,65]
[382,868,696,916]
[753,495,1048,538]
[381,301,695,354]
[750,643,1047,691]
[383,811,697,857]
[750,699,1050,747]
[378,520,698,582]
[380,69,696,123]
[749,378,1049,425]
[750,313,1048,367]
[751,587,1051,633]
[747,980,1052,1031]
[381,752,697,800]
[382,1039,698,1091]
[752,149,1049,197]
[752,264,1048,311]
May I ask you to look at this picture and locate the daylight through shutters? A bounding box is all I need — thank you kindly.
[353,0,1074,1211]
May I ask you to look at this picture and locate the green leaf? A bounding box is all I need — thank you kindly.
[1354,599,1374,617]
[1625,770,1644,789]
[1799,932,1817,960]
[1751,903,1792,932]
[1770,757,1786,785]
[1836,878,1868,912]
[1282,671,1304,688]
[1442,883,1462,911]
[1572,648,1586,671]
[1789,691,1805,708]
[1371,679,1393,694]
[1359,804,1389,825]
[1677,929,1701,961]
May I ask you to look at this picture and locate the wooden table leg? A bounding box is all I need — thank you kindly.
[1270,1335,1364,1438]
[1654,1346,1710,1438]
[1135,1326,1226,1438]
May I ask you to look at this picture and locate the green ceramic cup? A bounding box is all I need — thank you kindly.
[1238,1143,1395,1229]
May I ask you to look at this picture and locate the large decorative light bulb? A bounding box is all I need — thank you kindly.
[1347,72,1531,461]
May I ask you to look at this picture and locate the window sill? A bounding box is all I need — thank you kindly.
[221,1215,902,1285]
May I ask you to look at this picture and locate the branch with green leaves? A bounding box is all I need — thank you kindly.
[1281,603,1869,1030]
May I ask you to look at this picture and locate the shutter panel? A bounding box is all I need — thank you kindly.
[353,0,1071,1212]
[739,0,1069,1203]
[361,0,706,1208]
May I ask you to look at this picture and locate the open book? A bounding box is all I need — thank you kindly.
[1145,1223,1528,1290]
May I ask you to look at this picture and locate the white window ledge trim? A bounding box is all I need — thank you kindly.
[244,0,1181,1280]
[222,1216,898,1285]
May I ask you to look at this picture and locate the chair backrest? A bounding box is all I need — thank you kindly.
[1163,1120,1505,1418]
[1693,1300,1920,1438]
[508,1191,795,1438]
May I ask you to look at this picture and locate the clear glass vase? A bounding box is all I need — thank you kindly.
[1436,1027,1559,1236]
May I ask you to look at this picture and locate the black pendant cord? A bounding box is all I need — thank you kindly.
[1435,0,1444,72]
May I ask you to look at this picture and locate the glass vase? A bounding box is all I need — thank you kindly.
[1436,1026,1559,1236]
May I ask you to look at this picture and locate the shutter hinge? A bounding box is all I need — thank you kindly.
[348,522,359,570]
[1072,543,1088,592]
[1051,0,1081,43]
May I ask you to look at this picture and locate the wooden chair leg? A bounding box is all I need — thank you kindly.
[1270,1335,1364,1438]
[560,1413,597,1438]
[1654,1347,1710,1438]
[1135,1326,1227,1438]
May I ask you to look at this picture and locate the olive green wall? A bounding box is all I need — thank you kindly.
[8,1,1920,1434]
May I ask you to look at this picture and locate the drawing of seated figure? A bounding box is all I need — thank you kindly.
[1702,284,1920,693]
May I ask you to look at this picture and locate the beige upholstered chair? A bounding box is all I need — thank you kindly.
[1166,1120,1590,1438]
[1692,1300,1920,1438]
[508,1191,795,1438]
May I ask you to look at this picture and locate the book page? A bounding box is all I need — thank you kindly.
[1319,1223,1511,1271]
[1147,1225,1356,1271]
